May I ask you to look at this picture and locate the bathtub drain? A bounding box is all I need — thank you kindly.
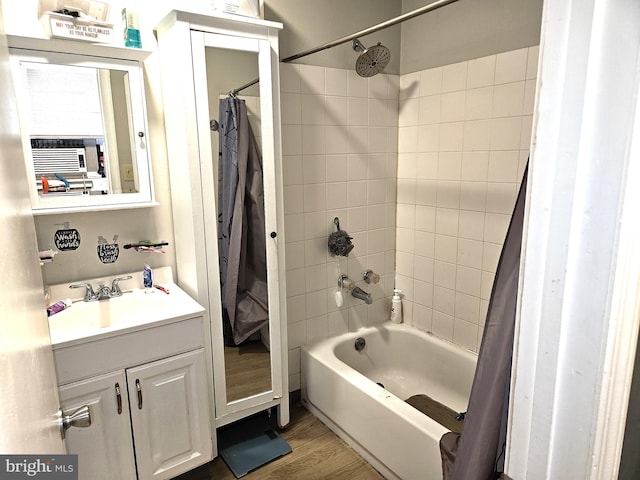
[354,337,366,351]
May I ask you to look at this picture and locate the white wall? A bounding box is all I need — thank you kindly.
[280,64,399,389]
[269,1,542,386]
[265,0,402,74]
[396,46,536,352]
[264,0,544,76]
[401,0,543,73]
[280,45,538,385]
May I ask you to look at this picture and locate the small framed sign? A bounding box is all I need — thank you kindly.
[44,12,114,43]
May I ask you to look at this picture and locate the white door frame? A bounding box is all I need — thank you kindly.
[507,0,640,478]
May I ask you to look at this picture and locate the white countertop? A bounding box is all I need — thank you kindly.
[47,267,205,348]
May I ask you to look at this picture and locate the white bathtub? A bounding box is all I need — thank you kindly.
[301,322,477,480]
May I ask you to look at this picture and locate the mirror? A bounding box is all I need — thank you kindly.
[9,46,155,214]
[204,45,272,404]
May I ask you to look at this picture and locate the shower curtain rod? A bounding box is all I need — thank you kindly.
[281,0,458,63]
[229,0,459,96]
[229,78,259,96]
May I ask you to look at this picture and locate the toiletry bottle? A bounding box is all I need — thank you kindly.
[390,289,402,323]
[143,264,153,292]
[122,8,142,48]
[47,298,72,317]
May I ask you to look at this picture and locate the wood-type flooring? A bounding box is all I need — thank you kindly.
[175,405,384,480]
[224,341,271,402]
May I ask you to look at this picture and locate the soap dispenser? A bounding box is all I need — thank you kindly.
[390,289,402,323]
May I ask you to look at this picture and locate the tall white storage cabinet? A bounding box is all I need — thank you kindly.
[156,11,289,430]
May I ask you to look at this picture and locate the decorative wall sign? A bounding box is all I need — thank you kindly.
[54,222,81,251]
[97,235,119,264]
[45,13,114,43]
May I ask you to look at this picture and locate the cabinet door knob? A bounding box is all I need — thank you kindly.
[115,383,122,415]
[136,379,143,409]
[270,231,277,238]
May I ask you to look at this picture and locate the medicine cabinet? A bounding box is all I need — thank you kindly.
[156,11,289,428]
[8,35,157,215]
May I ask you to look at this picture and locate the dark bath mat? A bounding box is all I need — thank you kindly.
[405,394,464,434]
[218,413,292,478]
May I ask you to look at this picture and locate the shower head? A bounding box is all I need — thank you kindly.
[352,38,391,78]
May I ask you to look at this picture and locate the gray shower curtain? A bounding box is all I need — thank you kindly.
[440,163,528,480]
[218,96,269,346]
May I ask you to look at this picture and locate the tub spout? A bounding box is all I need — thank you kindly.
[351,286,373,304]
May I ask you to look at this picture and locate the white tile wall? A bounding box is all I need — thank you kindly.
[281,64,399,388]
[281,46,538,388]
[396,46,536,353]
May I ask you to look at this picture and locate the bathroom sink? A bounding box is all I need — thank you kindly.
[47,273,204,347]
[49,290,169,331]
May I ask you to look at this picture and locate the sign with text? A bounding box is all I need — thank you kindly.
[97,235,119,264]
[97,243,119,264]
[0,455,77,479]
[54,228,81,251]
[46,15,113,43]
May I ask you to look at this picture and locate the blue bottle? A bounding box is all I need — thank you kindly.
[122,8,142,49]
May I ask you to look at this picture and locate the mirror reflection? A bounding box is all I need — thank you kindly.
[205,46,272,403]
[19,61,140,197]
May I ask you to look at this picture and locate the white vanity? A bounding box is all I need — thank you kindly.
[9,7,289,478]
[49,268,212,480]
[7,27,215,479]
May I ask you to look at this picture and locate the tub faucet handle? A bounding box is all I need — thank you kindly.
[363,269,380,284]
[339,274,355,291]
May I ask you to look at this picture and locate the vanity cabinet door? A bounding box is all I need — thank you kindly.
[127,349,213,480]
[58,370,137,480]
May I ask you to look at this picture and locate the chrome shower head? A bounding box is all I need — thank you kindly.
[352,38,391,78]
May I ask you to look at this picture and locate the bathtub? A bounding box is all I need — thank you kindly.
[301,322,477,480]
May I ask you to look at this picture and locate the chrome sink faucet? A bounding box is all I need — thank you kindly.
[96,284,112,300]
[110,275,133,297]
[70,275,133,301]
[69,282,98,302]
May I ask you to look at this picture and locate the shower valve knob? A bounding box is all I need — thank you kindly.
[339,275,355,291]
[363,269,380,284]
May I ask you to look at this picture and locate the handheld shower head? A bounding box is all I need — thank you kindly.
[352,38,391,77]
